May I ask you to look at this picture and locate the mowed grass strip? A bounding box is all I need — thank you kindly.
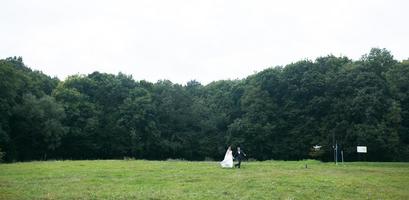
[0,160,408,200]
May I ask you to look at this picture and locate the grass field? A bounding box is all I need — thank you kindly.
[0,160,408,200]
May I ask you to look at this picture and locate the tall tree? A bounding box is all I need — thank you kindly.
[10,94,67,160]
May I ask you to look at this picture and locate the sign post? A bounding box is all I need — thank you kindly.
[335,141,338,165]
[357,146,367,153]
[357,146,367,161]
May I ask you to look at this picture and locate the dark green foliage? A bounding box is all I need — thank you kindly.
[10,94,67,160]
[0,48,408,162]
[0,147,4,162]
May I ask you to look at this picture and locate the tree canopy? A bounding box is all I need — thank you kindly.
[1,49,408,162]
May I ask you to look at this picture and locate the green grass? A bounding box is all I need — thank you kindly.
[1,160,408,200]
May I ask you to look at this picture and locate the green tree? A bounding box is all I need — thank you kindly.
[52,76,100,159]
[386,60,409,161]
[10,94,67,160]
[117,88,159,159]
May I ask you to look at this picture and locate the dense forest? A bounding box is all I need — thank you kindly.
[1,48,408,162]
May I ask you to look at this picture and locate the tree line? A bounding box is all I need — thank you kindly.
[1,48,408,162]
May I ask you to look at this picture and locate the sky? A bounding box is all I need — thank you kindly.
[1,0,408,84]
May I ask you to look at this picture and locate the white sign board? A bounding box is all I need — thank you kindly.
[357,146,367,153]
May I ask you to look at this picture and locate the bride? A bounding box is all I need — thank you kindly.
[220,146,233,168]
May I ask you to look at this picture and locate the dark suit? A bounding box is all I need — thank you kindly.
[234,150,246,168]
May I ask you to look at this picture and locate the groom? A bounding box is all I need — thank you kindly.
[234,146,246,168]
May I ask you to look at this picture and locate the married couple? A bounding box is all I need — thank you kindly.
[220,146,246,168]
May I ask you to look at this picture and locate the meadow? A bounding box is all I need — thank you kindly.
[0,160,408,200]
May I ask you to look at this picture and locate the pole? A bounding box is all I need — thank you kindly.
[335,141,338,165]
[333,132,336,164]
[341,150,344,164]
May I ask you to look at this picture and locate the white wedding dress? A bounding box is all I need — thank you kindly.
[220,149,233,168]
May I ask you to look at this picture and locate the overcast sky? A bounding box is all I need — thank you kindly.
[1,0,408,84]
